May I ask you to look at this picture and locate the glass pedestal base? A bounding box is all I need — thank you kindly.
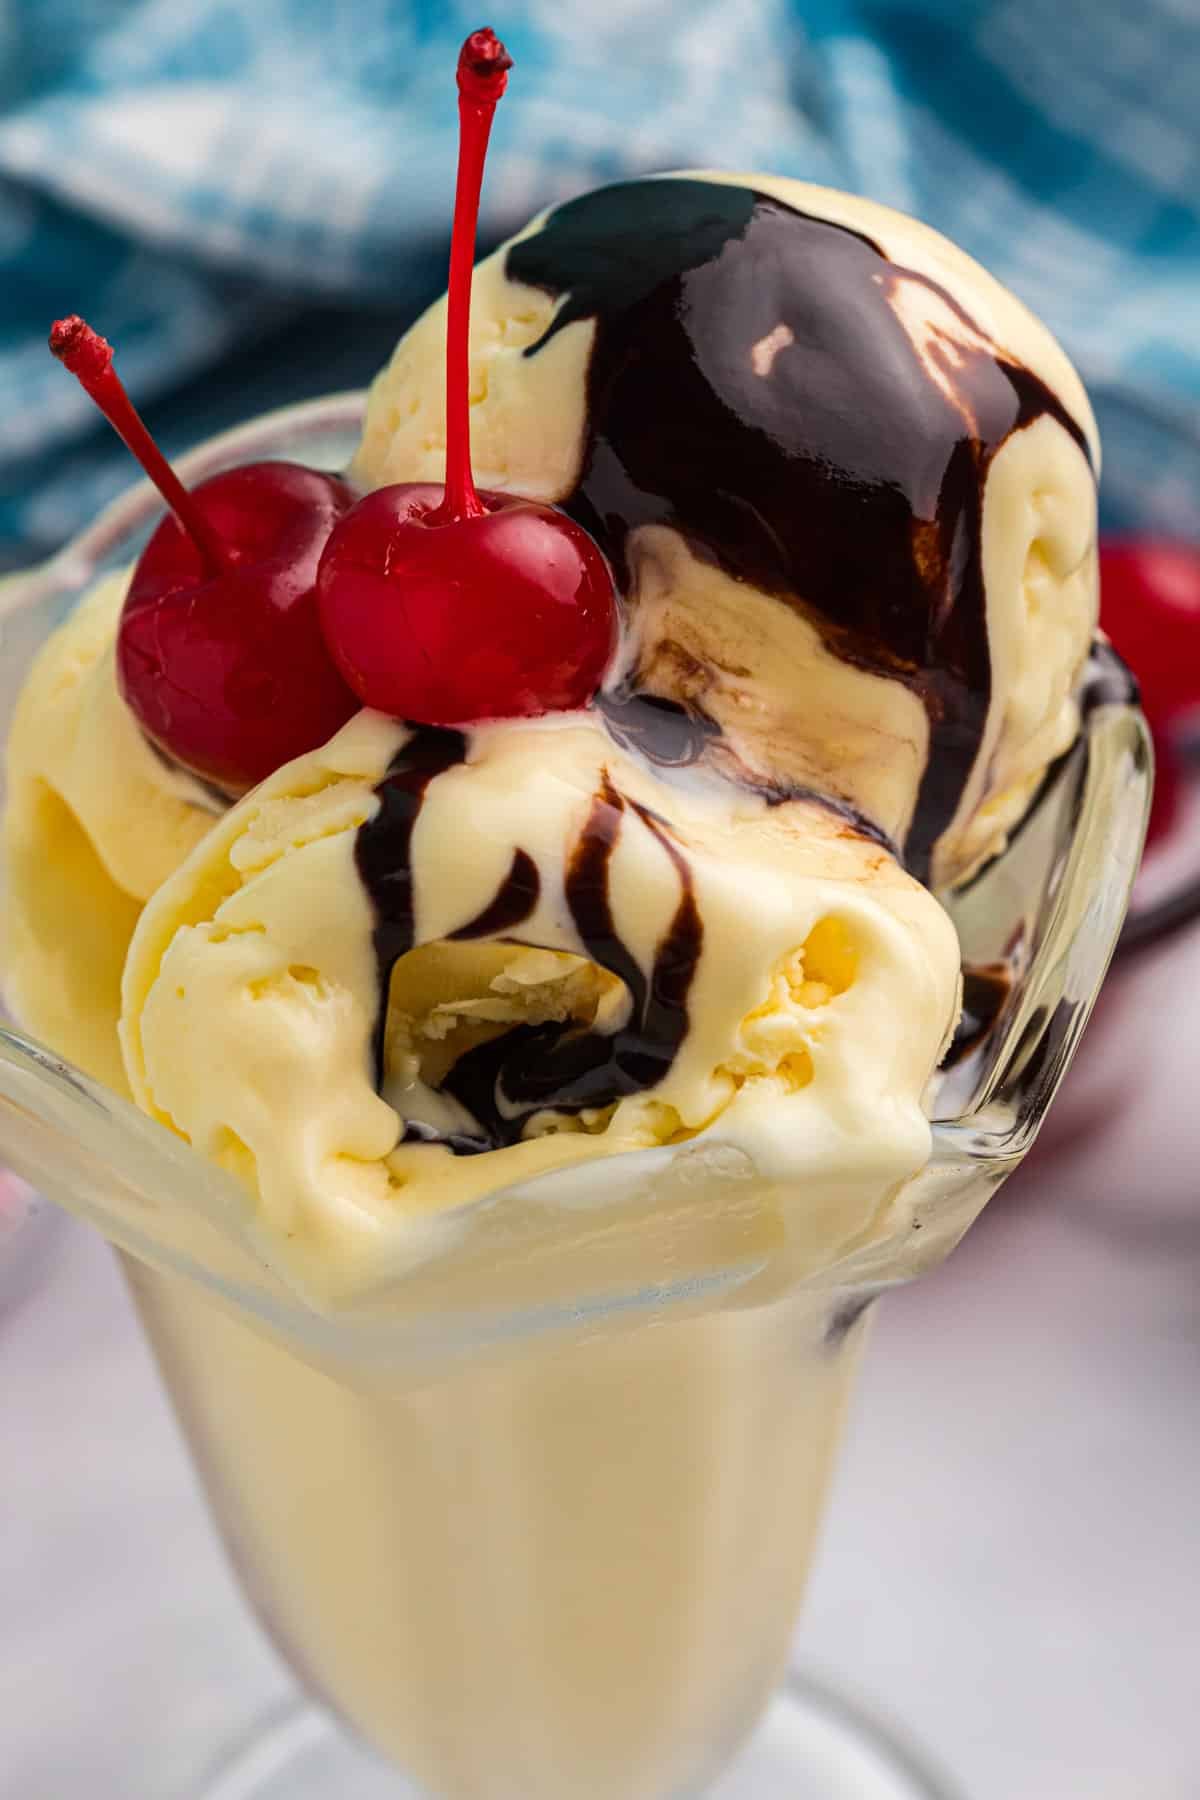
[200,1672,959,1800]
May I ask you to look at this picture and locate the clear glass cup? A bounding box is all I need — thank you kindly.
[0,396,1151,1800]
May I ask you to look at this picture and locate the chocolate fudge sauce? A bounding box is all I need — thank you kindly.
[508,177,1091,882]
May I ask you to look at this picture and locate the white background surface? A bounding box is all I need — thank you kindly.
[4,1016,1200,1799]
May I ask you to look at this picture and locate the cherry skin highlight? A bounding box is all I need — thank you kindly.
[1100,537,1200,846]
[317,28,619,726]
[50,316,359,792]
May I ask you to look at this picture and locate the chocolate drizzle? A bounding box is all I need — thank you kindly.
[442,775,702,1144]
[448,848,540,940]
[355,726,468,1081]
[355,737,703,1151]
[506,178,1093,883]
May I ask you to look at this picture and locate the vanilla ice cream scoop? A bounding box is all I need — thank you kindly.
[357,173,1099,889]
[2,567,220,1092]
[120,708,959,1297]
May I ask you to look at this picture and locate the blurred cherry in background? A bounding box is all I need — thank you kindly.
[1100,537,1200,846]
[1010,533,1200,1234]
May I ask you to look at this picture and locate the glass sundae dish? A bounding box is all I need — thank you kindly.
[0,32,1150,1800]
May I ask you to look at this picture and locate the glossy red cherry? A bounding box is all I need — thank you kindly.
[317,29,618,727]
[316,482,617,722]
[120,462,361,790]
[1100,539,1200,724]
[1100,537,1200,846]
[49,316,359,792]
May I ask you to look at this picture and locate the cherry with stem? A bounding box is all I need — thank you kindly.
[317,28,618,728]
[50,316,360,793]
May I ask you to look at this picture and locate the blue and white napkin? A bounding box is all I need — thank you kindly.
[2,0,1197,566]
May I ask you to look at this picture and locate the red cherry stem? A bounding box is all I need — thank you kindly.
[431,28,513,526]
[48,315,233,575]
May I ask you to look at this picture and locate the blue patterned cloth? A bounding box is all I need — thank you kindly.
[2,0,1198,567]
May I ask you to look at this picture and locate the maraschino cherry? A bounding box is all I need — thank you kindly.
[317,29,617,726]
[1101,537,1200,845]
[49,316,360,793]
